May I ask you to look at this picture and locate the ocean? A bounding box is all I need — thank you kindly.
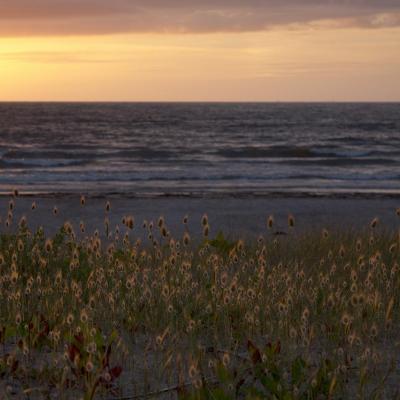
[0,102,399,197]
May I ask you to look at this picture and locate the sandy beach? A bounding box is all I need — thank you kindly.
[2,194,399,239]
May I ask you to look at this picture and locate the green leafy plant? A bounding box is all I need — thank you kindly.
[181,340,340,400]
[66,328,123,400]
[208,231,236,256]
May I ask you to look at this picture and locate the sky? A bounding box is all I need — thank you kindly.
[0,0,399,101]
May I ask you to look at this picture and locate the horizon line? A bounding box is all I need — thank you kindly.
[1,100,399,104]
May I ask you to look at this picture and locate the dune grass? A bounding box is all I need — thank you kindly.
[1,196,400,399]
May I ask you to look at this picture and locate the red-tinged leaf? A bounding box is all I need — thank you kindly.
[38,322,49,338]
[65,378,74,388]
[74,332,84,344]
[110,366,122,380]
[109,387,119,396]
[11,359,19,373]
[40,314,49,326]
[345,353,352,367]
[43,321,50,336]
[236,378,245,396]
[247,339,262,364]
[103,344,112,368]
[176,385,187,397]
[68,344,80,362]
[274,341,281,354]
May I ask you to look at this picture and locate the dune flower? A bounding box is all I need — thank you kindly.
[222,353,230,367]
[370,323,378,339]
[85,360,94,373]
[80,309,89,324]
[17,239,24,252]
[341,312,351,327]
[45,239,53,253]
[86,342,97,354]
[188,364,198,379]
[288,214,295,228]
[66,313,74,326]
[370,217,379,229]
[127,216,134,229]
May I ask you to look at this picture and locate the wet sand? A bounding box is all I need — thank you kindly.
[1,195,399,239]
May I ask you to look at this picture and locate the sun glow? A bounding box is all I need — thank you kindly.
[1,27,400,101]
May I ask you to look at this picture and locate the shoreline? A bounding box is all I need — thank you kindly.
[1,190,400,200]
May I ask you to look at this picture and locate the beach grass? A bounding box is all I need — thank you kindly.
[1,196,400,399]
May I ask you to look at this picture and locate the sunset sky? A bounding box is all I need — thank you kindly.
[1,0,400,101]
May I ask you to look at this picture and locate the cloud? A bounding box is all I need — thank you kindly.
[0,50,118,63]
[0,0,399,36]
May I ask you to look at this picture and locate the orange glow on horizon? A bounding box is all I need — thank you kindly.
[1,27,400,101]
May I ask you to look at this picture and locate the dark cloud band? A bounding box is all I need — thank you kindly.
[0,0,399,35]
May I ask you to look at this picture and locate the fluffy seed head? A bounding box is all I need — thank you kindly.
[85,360,94,373]
[288,214,295,228]
[370,217,379,229]
[80,309,89,324]
[45,239,53,253]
